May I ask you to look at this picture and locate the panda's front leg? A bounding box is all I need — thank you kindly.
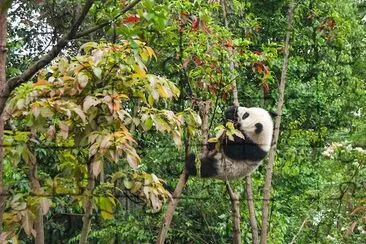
[185,141,219,178]
[200,154,219,178]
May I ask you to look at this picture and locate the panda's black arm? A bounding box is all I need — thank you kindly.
[223,135,267,162]
[224,106,238,121]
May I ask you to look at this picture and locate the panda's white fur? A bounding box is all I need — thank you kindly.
[186,106,274,180]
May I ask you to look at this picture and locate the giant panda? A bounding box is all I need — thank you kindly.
[186,106,274,180]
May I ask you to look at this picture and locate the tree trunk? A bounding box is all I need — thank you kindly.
[225,181,241,244]
[221,1,248,242]
[260,2,295,243]
[220,0,239,106]
[156,169,189,244]
[0,5,8,234]
[156,101,210,244]
[79,159,95,244]
[29,163,44,244]
[245,176,259,244]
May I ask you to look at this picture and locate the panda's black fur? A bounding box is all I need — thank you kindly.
[186,106,274,180]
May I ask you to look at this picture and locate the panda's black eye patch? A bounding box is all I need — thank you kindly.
[242,112,250,120]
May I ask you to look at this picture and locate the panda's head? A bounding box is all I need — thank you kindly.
[232,106,274,151]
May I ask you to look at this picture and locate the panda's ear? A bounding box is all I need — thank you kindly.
[269,111,278,118]
[224,106,238,121]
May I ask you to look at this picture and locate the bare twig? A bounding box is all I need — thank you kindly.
[260,1,295,243]
[290,217,308,244]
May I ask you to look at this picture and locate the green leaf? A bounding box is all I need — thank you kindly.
[144,116,153,131]
[92,67,102,79]
[124,179,133,189]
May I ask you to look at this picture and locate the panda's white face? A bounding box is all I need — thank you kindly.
[236,107,273,151]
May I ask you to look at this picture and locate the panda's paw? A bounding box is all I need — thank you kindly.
[185,153,197,176]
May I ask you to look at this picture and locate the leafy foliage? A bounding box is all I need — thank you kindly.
[2,0,366,243]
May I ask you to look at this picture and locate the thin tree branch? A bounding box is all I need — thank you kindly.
[225,180,241,244]
[74,0,142,39]
[220,1,242,242]
[290,217,308,244]
[245,176,259,244]
[156,101,210,244]
[1,0,143,115]
[260,1,295,243]
[79,157,96,244]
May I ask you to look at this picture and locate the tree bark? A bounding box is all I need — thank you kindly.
[221,1,246,242]
[225,181,241,244]
[79,158,96,244]
[156,169,189,244]
[260,2,295,244]
[29,162,44,244]
[220,0,239,106]
[0,5,7,234]
[245,176,259,244]
[156,101,210,244]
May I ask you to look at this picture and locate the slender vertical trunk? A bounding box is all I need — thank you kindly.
[0,6,8,234]
[29,163,44,244]
[79,159,95,244]
[290,217,308,244]
[225,181,241,244]
[221,1,247,242]
[220,0,239,106]
[156,101,210,244]
[156,169,189,244]
[260,2,295,243]
[245,176,259,244]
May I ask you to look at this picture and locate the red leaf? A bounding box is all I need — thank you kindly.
[262,82,269,93]
[123,15,140,24]
[254,50,261,55]
[254,62,263,72]
[193,55,203,66]
[191,16,200,31]
[225,39,234,48]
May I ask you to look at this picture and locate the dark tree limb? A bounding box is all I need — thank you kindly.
[260,1,295,243]
[0,5,7,235]
[1,0,94,115]
[1,0,143,115]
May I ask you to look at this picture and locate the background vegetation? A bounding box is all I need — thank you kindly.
[0,0,365,243]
